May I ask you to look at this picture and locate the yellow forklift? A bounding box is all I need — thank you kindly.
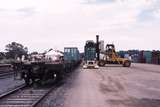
[98,44,131,67]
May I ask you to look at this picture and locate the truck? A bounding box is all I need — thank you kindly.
[83,40,99,69]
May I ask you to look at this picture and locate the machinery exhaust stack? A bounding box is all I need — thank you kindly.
[96,35,100,61]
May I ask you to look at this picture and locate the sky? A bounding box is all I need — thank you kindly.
[0,0,160,52]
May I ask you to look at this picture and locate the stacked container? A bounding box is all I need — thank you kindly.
[131,54,139,63]
[117,51,125,58]
[84,41,96,61]
[138,51,146,63]
[151,51,160,64]
[159,54,160,65]
[128,50,139,63]
[64,47,80,62]
[143,51,152,64]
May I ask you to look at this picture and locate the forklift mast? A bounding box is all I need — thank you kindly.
[106,44,117,58]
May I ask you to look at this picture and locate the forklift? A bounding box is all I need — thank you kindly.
[98,44,131,67]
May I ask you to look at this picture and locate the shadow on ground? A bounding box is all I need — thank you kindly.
[107,98,160,107]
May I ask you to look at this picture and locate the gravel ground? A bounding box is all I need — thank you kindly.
[37,67,81,107]
[37,63,160,107]
[0,75,25,95]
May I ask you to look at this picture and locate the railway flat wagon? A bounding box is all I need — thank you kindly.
[23,61,64,85]
[12,48,81,85]
[13,60,64,85]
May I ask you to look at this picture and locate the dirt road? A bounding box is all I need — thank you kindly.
[63,63,160,107]
[39,63,160,107]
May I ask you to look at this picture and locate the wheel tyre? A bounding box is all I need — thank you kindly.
[56,74,62,82]
[98,60,105,66]
[123,61,131,67]
[24,73,31,86]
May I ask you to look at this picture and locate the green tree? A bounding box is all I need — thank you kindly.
[30,51,38,55]
[0,52,5,60]
[5,42,28,59]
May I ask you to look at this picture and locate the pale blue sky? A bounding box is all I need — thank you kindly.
[0,0,159,52]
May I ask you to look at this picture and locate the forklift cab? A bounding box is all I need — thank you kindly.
[106,44,117,59]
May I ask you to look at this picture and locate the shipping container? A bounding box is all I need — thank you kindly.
[84,41,96,61]
[131,54,139,63]
[128,50,139,63]
[64,47,80,62]
[117,51,126,58]
[151,51,160,64]
[158,54,160,65]
[143,51,152,64]
[138,51,146,63]
[124,54,129,58]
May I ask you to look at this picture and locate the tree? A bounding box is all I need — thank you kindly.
[30,51,38,55]
[0,52,5,60]
[5,42,28,59]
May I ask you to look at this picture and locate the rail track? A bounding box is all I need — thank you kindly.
[0,71,14,78]
[0,83,56,107]
[0,64,13,78]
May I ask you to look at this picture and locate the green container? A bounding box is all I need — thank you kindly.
[85,48,96,60]
[84,41,96,61]
[64,47,80,62]
[143,51,152,63]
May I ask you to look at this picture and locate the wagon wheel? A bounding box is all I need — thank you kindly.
[55,70,64,82]
[24,74,31,86]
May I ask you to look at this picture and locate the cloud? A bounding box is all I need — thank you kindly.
[0,0,160,52]
[0,8,6,11]
[83,0,115,4]
[138,9,155,21]
[137,0,160,21]
[0,7,36,18]
[16,7,36,16]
